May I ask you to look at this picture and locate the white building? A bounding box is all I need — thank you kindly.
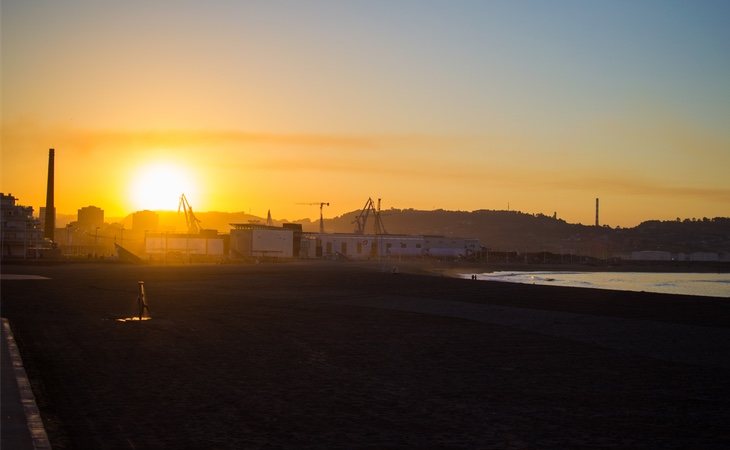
[300,233,480,260]
[230,224,294,259]
[145,232,225,261]
[299,234,420,259]
[424,235,481,258]
[1,193,45,258]
[630,251,672,261]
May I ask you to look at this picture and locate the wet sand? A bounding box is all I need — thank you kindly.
[2,262,729,448]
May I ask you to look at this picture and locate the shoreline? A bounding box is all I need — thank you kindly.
[429,260,730,274]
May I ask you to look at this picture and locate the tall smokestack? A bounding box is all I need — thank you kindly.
[44,148,55,240]
[595,197,599,227]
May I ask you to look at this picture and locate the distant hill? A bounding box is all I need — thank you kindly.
[114,210,316,234]
[192,211,317,233]
[112,208,730,257]
[322,209,730,257]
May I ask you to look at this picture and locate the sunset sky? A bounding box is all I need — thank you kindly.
[2,1,728,227]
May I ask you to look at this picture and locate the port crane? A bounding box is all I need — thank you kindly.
[178,193,202,234]
[296,202,329,233]
[353,197,387,235]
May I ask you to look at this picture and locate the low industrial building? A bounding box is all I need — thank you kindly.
[230,224,295,259]
[300,234,418,259]
[300,233,480,260]
[423,236,482,258]
[227,223,481,261]
[144,232,225,261]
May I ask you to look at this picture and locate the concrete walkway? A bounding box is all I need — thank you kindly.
[2,318,51,449]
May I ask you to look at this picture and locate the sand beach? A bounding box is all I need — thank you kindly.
[2,261,729,448]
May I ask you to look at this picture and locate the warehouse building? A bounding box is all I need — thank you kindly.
[144,231,225,262]
[230,224,294,259]
[423,236,481,258]
[228,221,481,261]
[300,233,480,260]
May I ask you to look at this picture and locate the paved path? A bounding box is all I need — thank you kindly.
[2,318,51,450]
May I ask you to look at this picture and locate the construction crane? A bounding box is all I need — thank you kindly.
[296,202,329,233]
[178,193,202,234]
[353,197,387,235]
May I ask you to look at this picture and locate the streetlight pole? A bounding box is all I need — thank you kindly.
[94,227,99,258]
[24,219,28,259]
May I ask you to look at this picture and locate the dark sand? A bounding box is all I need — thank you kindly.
[1,262,729,449]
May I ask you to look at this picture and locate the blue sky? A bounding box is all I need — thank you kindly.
[2,1,729,224]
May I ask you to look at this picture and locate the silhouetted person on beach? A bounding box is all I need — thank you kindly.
[137,281,151,320]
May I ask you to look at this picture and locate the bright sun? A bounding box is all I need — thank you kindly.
[129,163,196,211]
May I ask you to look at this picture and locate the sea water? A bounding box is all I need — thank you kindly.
[463,271,730,298]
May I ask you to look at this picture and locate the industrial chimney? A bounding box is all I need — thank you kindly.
[595,198,599,227]
[44,148,55,240]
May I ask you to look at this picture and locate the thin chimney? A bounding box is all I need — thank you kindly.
[44,148,55,240]
[595,198,599,227]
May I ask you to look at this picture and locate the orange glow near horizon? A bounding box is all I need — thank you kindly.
[1,3,729,227]
[0,125,728,227]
